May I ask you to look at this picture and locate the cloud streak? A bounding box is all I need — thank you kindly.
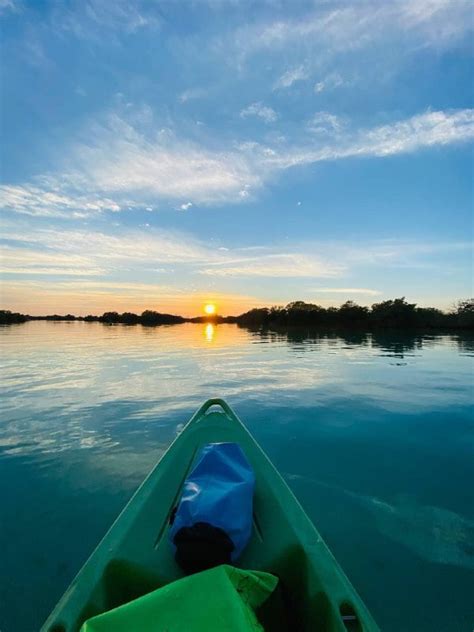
[0,246,105,277]
[0,184,121,218]
[1,108,472,217]
[53,0,161,40]
[230,0,473,62]
[307,112,345,135]
[1,225,213,267]
[240,102,278,123]
[199,254,342,278]
[178,88,207,103]
[1,221,470,315]
[261,109,474,169]
[0,0,18,15]
[274,65,308,90]
[314,73,346,93]
[1,224,344,281]
[3,223,467,281]
[68,114,260,205]
[311,287,381,296]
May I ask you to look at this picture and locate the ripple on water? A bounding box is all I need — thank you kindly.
[0,321,473,632]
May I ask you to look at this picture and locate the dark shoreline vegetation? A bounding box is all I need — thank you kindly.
[1,298,473,329]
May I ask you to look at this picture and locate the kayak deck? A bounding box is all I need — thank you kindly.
[42,398,379,632]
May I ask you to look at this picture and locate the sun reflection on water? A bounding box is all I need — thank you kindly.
[205,323,215,342]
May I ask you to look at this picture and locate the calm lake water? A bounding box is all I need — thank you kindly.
[1,321,473,631]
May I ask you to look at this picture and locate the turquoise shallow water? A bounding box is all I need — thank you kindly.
[0,321,473,631]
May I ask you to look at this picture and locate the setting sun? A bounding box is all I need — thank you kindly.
[204,303,216,315]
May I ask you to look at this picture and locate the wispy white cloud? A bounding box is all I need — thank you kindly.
[230,0,473,62]
[314,72,346,93]
[1,108,472,217]
[0,116,259,215]
[199,254,343,278]
[0,0,18,15]
[53,0,160,40]
[240,102,278,124]
[274,65,308,90]
[180,202,193,211]
[307,112,345,135]
[261,109,474,169]
[0,267,104,276]
[68,114,260,204]
[0,246,105,277]
[178,88,207,103]
[358,109,474,156]
[197,239,471,280]
[0,184,121,218]
[311,287,381,296]
[337,239,471,271]
[0,224,214,279]
[1,221,469,316]
[1,224,343,281]
[21,35,53,69]
[0,278,185,295]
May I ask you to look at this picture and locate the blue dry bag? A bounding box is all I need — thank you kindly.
[169,442,255,573]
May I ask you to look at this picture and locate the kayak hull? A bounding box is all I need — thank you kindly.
[41,398,379,632]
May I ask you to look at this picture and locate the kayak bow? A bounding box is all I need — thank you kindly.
[42,398,379,632]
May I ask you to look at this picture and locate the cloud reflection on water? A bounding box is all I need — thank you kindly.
[1,322,473,457]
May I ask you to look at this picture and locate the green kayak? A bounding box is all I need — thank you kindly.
[41,398,379,632]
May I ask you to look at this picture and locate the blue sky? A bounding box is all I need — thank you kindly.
[0,0,473,316]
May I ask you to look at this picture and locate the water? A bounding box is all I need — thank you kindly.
[1,321,473,631]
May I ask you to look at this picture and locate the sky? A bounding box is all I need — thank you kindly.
[0,0,473,317]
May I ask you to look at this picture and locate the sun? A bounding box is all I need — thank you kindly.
[204,303,216,315]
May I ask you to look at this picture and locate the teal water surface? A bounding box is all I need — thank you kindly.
[1,321,473,631]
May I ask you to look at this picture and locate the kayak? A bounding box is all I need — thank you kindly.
[41,398,379,632]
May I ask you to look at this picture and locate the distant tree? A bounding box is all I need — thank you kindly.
[0,310,27,324]
[3,297,471,331]
[455,298,474,313]
[415,307,445,328]
[140,310,185,326]
[284,301,326,325]
[452,298,474,329]
[236,308,270,326]
[101,312,120,323]
[120,312,140,325]
[285,301,320,311]
[370,297,417,327]
[141,310,159,325]
[269,306,283,319]
[338,301,369,323]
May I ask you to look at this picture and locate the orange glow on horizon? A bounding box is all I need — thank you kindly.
[1,284,272,318]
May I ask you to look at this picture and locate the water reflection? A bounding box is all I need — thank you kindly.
[205,323,215,342]
[371,331,423,357]
[241,325,464,359]
[1,321,473,632]
[1,322,472,458]
[455,332,474,356]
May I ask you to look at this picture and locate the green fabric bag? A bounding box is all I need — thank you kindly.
[81,564,278,632]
